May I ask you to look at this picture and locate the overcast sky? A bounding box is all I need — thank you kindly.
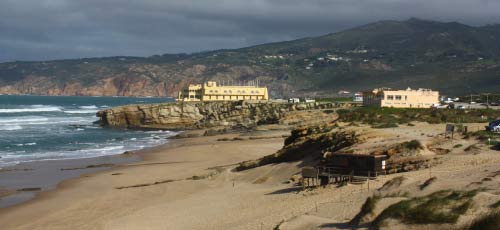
[1,0,500,62]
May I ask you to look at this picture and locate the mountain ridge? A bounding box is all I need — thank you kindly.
[1,18,499,97]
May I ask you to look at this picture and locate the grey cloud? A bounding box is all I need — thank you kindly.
[1,0,500,62]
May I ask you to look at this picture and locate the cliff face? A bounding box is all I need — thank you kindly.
[96,101,345,130]
[0,62,291,97]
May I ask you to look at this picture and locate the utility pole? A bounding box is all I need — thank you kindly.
[485,93,490,109]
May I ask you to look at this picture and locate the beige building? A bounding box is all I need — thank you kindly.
[363,87,439,108]
[177,81,269,102]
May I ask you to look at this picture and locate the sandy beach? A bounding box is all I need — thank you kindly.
[0,131,295,229]
[1,122,500,230]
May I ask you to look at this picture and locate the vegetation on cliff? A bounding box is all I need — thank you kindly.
[337,107,500,125]
[235,124,358,171]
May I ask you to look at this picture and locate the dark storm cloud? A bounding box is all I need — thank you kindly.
[1,0,500,62]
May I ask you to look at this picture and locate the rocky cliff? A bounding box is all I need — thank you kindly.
[96,101,347,130]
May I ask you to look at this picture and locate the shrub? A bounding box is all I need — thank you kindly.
[404,140,423,150]
[371,123,398,129]
[468,211,500,230]
[350,195,381,225]
[373,190,477,226]
[419,176,437,190]
[490,201,500,209]
[338,107,500,125]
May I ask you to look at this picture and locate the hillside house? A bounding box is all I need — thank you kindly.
[363,87,439,108]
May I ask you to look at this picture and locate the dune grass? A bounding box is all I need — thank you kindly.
[373,190,477,227]
[467,211,500,230]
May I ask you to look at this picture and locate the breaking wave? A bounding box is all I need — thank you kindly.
[0,106,61,113]
[0,125,22,131]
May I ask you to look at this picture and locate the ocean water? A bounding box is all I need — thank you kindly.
[0,95,176,168]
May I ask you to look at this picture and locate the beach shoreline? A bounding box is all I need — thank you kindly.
[0,146,143,208]
[0,129,293,229]
[0,133,185,209]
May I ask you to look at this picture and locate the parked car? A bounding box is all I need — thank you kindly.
[456,105,466,110]
[486,120,500,132]
[490,102,500,106]
[432,104,448,109]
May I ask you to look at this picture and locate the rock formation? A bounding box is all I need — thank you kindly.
[96,101,343,130]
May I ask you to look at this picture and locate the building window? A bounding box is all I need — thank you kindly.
[228,90,232,93]
[395,95,402,100]
[405,96,408,100]
[387,95,394,100]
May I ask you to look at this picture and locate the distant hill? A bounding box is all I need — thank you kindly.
[1,18,500,97]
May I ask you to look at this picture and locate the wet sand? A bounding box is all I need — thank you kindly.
[0,151,140,208]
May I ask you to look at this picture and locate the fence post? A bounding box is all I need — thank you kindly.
[368,171,370,193]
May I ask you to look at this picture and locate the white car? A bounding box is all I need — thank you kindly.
[432,104,446,108]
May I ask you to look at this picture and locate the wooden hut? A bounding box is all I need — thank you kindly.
[320,153,388,178]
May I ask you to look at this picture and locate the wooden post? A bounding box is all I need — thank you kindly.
[429,164,432,179]
[327,168,331,186]
[316,169,320,188]
[367,171,370,193]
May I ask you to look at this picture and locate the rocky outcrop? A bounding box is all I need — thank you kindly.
[96,101,340,130]
[236,124,358,171]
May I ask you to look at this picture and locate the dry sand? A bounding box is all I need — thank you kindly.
[0,122,499,230]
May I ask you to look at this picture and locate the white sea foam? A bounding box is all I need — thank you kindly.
[63,110,98,114]
[0,116,93,126]
[85,146,125,152]
[0,125,22,130]
[78,105,98,109]
[0,106,61,113]
[0,117,49,123]
[13,142,37,146]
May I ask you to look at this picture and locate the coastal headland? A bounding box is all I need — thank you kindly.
[95,101,354,129]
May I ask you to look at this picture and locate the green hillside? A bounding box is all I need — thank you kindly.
[0,18,499,97]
